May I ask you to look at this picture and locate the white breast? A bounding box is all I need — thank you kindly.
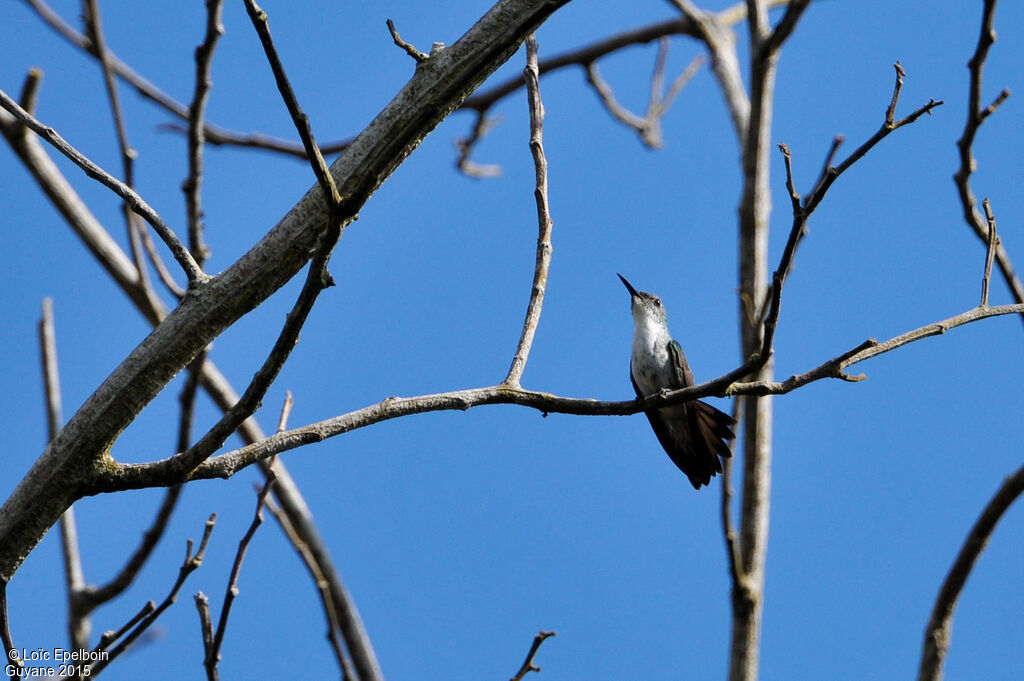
[630,317,673,396]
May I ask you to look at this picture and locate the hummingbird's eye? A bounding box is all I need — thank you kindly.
[654,299,662,307]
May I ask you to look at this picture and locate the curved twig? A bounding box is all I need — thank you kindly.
[917,463,1024,681]
[505,34,553,387]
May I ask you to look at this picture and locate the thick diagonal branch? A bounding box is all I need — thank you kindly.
[0,0,571,583]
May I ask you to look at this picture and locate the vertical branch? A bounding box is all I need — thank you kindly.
[183,0,225,268]
[40,299,91,651]
[729,2,807,679]
[263,493,356,680]
[505,34,553,387]
[731,10,775,681]
[953,0,1022,315]
[203,477,276,681]
[720,398,744,589]
[0,579,20,673]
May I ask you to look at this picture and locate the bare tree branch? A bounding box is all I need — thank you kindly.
[458,0,791,172]
[0,75,379,681]
[505,34,553,387]
[953,0,1023,316]
[760,0,812,56]
[1,579,22,674]
[720,398,743,591]
[917,463,1024,681]
[78,298,1023,492]
[455,111,504,177]
[980,198,998,307]
[0,0,573,585]
[20,0,353,159]
[277,391,294,433]
[667,0,750,139]
[386,19,429,64]
[767,65,942,332]
[161,0,348,479]
[584,43,704,149]
[0,87,205,283]
[81,487,183,611]
[263,493,355,679]
[183,0,225,268]
[461,0,791,113]
[194,591,215,679]
[202,478,275,681]
[95,600,154,651]
[87,514,216,675]
[41,299,91,652]
[82,0,152,294]
[509,630,556,681]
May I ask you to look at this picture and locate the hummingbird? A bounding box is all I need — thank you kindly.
[618,274,735,489]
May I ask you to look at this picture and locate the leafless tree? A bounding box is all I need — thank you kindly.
[0,1,1020,680]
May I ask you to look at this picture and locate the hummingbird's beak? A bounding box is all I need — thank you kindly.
[617,273,639,298]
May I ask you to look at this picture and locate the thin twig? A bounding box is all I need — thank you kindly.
[0,87,205,283]
[88,514,216,675]
[1,579,21,672]
[386,19,428,63]
[138,224,186,299]
[18,68,42,114]
[454,110,503,177]
[505,34,553,387]
[953,0,1024,318]
[95,600,154,650]
[655,52,705,119]
[509,630,556,681]
[204,478,275,680]
[277,391,294,433]
[807,134,844,203]
[917,463,1024,681]
[763,66,942,334]
[39,297,63,442]
[778,142,800,212]
[194,591,215,680]
[981,198,998,307]
[240,0,339,205]
[720,398,744,590]
[183,0,226,269]
[263,494,354,679]
[584,48,703,149]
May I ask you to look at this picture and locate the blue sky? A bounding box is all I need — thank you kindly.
[1,1,1022,680]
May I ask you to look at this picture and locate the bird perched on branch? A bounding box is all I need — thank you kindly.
[618,274,735,489]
